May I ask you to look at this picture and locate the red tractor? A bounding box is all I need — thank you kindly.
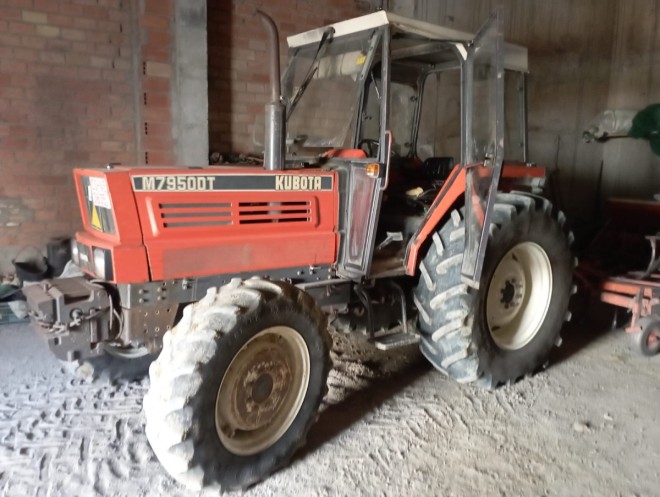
[24,10,573,491]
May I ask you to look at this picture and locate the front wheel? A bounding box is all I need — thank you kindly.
[414,192,574,389]
[144,278,330,491]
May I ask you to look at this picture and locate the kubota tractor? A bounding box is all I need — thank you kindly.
[23,10,574,491]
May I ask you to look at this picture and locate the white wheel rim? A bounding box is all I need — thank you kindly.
[215,326,310,456]
[486,242,553,350]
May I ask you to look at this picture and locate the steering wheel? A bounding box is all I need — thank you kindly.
[358,138,402,159]
[358,138,380,158]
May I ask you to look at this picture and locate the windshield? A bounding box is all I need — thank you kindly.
[361,65,417,157]
[283,29,381,150]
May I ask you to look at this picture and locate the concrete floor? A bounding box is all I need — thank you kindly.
[1,320,659,497]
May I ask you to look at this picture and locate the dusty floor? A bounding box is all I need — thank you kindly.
[0,320,659,497]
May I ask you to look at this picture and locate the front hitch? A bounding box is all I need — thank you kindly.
[23,277,113,361]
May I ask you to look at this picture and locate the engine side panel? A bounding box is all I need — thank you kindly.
[129,168,339,280]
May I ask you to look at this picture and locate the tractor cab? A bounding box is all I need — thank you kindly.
[280,11,530,283]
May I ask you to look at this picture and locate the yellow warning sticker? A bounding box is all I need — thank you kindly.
[356,55,366,65]
[90,205,102,230]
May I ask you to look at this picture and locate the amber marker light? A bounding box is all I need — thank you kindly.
[366,163,380,177]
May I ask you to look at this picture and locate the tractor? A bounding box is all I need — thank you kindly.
[23,10,574,491]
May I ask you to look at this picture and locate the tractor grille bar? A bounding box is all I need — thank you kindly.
[237,201,310,224]
[159,202,231,228]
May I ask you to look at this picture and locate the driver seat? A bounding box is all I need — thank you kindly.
[420,156,454,181]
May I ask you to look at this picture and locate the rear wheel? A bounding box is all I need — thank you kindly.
[413,192,574,388]
[144,278,330,491]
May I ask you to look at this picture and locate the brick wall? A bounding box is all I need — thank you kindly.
[0,0,176,273]
[208,0,372,155]
[140,0,175,166]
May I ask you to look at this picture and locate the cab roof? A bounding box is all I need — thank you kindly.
[287,10,528,72]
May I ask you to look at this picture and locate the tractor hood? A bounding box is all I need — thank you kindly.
[72,166,339,283]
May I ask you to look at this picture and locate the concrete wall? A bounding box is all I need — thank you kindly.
[208,0,660,224]
[129,0,208,167]
[395,0,660,226]
[207,0,372,156]
[171,0,208,165]
[603,0,660,201]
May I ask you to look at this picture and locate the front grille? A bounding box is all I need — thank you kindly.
[156,200,313,229]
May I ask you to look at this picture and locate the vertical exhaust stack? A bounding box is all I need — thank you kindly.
[256,10,285,171]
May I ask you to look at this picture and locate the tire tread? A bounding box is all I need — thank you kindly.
[414,192,574,389]
[144,278,329,491]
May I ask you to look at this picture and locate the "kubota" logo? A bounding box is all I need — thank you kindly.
[275,175,323,191]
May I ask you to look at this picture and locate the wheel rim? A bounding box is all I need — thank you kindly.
[215,326,310,456]
[486,242,553,350]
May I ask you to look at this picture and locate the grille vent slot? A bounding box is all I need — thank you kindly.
[238,201,310,224]
[159,202,232,228]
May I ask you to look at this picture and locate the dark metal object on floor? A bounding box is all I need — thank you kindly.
[46,237,72,278]
[13,246,49,282]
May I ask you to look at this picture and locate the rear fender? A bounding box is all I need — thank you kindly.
[404,163,545,275]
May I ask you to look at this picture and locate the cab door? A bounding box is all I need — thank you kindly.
[461,10,505,288]
[337,160,386,278]
[337,28,391,279]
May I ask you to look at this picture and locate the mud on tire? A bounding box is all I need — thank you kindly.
[143,278,330,491]
[413,192,574,389]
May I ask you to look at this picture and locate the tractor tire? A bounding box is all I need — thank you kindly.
[143,278,330,491]
[413,192,574,389]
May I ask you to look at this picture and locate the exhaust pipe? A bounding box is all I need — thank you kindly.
[256,10,285,171]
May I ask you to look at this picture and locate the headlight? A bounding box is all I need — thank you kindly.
[71,240,80,265]
[93,248,106,279]
[92,247,113,280]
